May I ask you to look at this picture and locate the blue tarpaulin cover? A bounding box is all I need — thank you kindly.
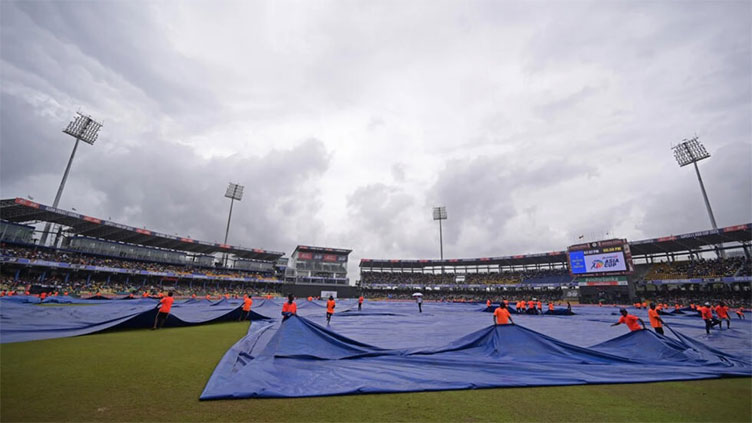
[1,297,749,398]
[0,296,272,343]
[199,303,751,399]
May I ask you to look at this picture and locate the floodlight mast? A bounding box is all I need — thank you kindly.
[222,183,244,267]
[672,137,723,258]
[433,206,447,273]
[39,113,102,246]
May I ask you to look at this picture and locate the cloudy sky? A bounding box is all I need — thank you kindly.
[1,1,750,278]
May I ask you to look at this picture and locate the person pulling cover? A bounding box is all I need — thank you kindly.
[611,308,646,332]
[493,302,514,325]
[282,294,297,320]
[153,292,174,330]
[326,295,336,325]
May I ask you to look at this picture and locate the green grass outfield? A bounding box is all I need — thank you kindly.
[1,321,750,422]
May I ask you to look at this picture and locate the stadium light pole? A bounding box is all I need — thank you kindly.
[222,182,244,267]
[433,206,447,273]
[672,137,724,258]
[39,112,103,247]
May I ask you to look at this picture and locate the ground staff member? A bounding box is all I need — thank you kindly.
[358,295,364,311]
[648,303,665,335]
[282,294,297,320]
[239,295,253,322]
[700,302,721,334]
[715,302,731,329]
[493,302,514,325]
[326,296,336,324]
[153,292,174,330]
[611,308,645,332]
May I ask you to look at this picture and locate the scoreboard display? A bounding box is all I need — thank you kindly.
[567,239,633,276]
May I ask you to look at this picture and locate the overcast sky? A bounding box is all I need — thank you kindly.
[1,1,750,278]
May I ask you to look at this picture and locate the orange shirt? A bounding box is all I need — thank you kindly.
[737,307,744,314]
[715,305,729,319]
[205,295,211,300]
[537,301,542,309]
[243,297,253,311]
[40,292,47,299]
[548,303,554,311]
[326,299,336,313]
[307,296,313,301]
[142,292,148,297]
[648,309,662,328]
[159,296,174,313]
[493,308,511,325]
[192,294,197,299]
[359,296,364,304]
[641,302,647,308]
[527,300,535,308]
[282,302,297,314]
[618,314,642,331]
[700,306,713,320]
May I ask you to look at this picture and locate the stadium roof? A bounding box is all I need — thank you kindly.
[360,223,752,269]
[293,245,352,255]
[0,198,284,261]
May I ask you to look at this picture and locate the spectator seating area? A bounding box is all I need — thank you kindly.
[643,257,750,280]
[1,244,278,281]
[361,268,572,286]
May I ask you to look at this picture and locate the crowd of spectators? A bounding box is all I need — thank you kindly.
[361,268,572,286]
[1,244,278,282]
[0,275,282,299]
[643,256,749,280]
[360,286,567,302]
[638,288,750,309]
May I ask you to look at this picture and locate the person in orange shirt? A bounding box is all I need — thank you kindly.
[611,308,645,332]
[736,307,745,320]
[205,294,211,301]
[641,302,647,309]
[142,291,149,298]
[239,295,253,322]
[548,302,554,312]
[153,292,174,330]
[715,302,731,329]
[700,302,721,334]
[40,291,47,301]
[358,295,364,311]
[486,299,491,308]
[307,296,313,302]
[281,294,297,320]
[493,302,514,325]
[527,299,536,315]
[326,295,336,325]
[191,294,197,299]
[648,303,665,335]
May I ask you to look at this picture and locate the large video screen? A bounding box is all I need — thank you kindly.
[567,240,633,276]
[569,251,627,274]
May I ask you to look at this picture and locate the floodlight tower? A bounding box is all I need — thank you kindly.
[672,137,724,257]
[433,206,447,273]
[222,182,244,267]
[40,112,103,246]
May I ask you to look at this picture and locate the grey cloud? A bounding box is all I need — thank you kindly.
[638,141,751,237]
